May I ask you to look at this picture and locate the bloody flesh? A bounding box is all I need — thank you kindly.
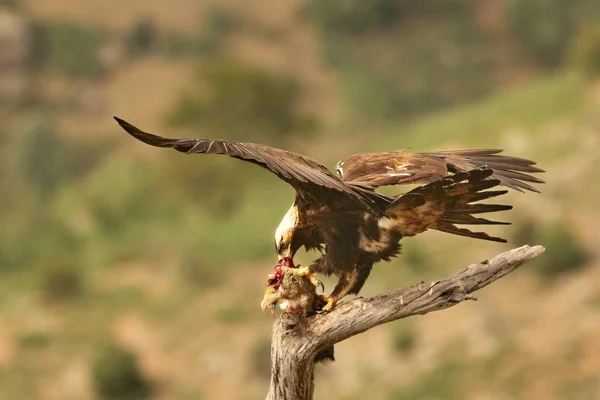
[267,256,297,286]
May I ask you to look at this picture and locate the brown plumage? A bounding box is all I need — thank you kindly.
[114,116,544,311]
[338,149,544,193]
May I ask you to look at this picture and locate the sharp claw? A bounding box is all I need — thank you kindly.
[317,280,325,294]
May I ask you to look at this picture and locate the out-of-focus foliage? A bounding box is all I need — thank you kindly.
[568,26,600,78]
[204,5,241,37]
[16,117,71,198]
[306,1,495,119]
[306,0,600,120]
[392,360,465,400]
[28,21,105,77]
[39,261,84,302]
[304,0,405,36]
[392,324,416,355]
[125,18,158,57]
[160,6,240,58]
[537,223,590,279]
[513,219,590,279]
[92,343,153,400]
[19,331,53,349]
[167,59,314,144]
[402,243,430,272]
[512,217,538,247]
[179,255,224,288]
[3,0,19,9]
[506,0,580,68]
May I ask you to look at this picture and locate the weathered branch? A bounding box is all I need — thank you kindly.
[267,245,545,400]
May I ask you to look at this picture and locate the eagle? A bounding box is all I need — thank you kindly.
[114,117,544,311]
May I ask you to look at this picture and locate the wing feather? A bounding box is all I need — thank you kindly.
[114,116,387,214]
[338,149,544,193]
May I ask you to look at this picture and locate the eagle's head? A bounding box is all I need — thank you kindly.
[274,204,302,260]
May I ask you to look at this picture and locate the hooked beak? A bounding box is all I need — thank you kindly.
[277,247,292,261]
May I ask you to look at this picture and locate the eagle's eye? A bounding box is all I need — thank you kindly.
[277,241,287,253]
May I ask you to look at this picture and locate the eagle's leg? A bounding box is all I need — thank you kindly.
[321,269,359,312]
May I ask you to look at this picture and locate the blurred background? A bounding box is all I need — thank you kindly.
[1,0,600,399]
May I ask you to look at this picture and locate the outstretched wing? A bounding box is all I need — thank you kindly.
[114,117,387,214]
[337,149,544,193]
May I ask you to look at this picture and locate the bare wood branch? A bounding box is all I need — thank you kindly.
[267,245,545,400]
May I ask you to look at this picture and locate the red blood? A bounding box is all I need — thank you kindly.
[267,268,283,286]
[267,257,298,287]
[277,257,295,268]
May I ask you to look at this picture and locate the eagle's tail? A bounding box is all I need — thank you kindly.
[388,168,512,242]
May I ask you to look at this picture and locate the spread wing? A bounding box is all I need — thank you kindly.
[337,149,545,193]
[114,117,387,214]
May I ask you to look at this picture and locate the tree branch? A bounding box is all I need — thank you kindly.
[267,245,545,400]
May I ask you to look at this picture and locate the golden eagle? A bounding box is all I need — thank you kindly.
[114,117,544,311]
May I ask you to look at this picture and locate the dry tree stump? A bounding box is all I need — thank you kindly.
[266,245,545,400]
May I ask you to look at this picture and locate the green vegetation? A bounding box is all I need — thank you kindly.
[537,223,589,279]
[304,0,404,36]
[513,219,589,279]
[167,59,314,144]
[19,331,53,349]
[512,217,539,247]
[160,6,240,58]
[392,324,416,355]
[391,360,465,400]
[306,0,600,121]
[378,73,584,150]
[306,1,496,118]
[215,305,252,324]
[28,21,105,77]
[204,5,240,37]
[559,376,600,399]
[125,18,157,57]
[179,256,224,288]
[92,343,153,400]
[39,262,84,302]
[569,27,600,78]
[401,243,430,273]
[507,0,581,68]
[16,117,71,198]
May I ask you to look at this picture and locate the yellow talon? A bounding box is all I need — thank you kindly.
[288,266,311,277]
[320,296,335,312]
